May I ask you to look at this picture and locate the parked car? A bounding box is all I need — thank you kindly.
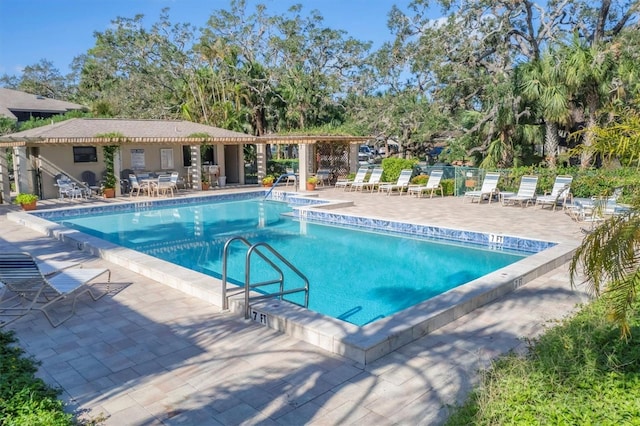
[358,145,374,163]
[377,141,398,157]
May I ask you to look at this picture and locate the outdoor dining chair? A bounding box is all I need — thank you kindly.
[155,174,175,197]
[55,175,85,199]
[129,174,152,197]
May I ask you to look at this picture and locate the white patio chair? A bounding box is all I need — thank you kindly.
[56,176,85,199]
[156,174,175,197]
[351,167,383,192]
[284,168,297,187]
[129,174,152,197]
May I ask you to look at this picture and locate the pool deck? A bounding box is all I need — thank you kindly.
[0,187,591,425]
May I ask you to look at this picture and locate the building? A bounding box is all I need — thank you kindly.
[0,117,369,202]
[0,87,87,122]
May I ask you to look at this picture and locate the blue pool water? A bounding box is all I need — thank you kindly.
[51,199,527,325]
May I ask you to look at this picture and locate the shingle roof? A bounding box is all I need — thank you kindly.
[0,118,370,147]
[0,88,87,120]
[0,118,256,146]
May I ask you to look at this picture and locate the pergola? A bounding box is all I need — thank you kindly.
[0,118,370,203]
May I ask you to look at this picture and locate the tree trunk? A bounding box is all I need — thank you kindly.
[544,121,559,169]
[253,106,266,136]
[580,108,597,170]
[500,129,514,167]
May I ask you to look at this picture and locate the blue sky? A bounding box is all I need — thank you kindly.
[0,0,418,77]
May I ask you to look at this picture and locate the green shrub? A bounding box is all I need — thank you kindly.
[381,157,418,182]
[0,331,74,425]
[571,168,639,202]
[267,159,299,177]
[411,175,428,185]
[441,179,455,196]
[498,166,640,203]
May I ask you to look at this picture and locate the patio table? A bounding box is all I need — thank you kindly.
[140,178,159,196]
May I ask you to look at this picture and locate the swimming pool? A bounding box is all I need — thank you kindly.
[46,198,527,326]
[13,190,569,363]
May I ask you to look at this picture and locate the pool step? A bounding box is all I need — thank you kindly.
[221,236,309,318]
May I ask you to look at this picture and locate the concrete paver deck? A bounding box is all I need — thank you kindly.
[0,188,591,425]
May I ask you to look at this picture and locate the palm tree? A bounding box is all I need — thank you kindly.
[569,105,640,337]
[563,36,614,169]
[570,210,640,337]
[518,50,572,169]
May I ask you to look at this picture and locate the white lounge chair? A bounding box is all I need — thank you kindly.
[335,167,368,191]
[351,167,383,192]
[463,172,501,204]
[407,169,444,198]
[502,175,539,207]
[536,175,573,210]
[0,253,110,327]
[378,169,413,196]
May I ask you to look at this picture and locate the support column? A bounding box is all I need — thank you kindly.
[190,145,202,190]
[114,148,122,197]
[0,149,10,204]
[256,143,267,181]
[215,144,226,186]
[238,144,245,184]
[349,143,359,173]
[13,146,29,194]
[299,143,309,191]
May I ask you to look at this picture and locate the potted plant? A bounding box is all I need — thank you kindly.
[102,145,119,198]
[201,176,210,190]
[14,193,38,211]
[262,175,275,187]
[306,176,319,191]
[101,173,118,198]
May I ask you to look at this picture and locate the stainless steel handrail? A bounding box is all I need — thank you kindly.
[245,241,309,319]
[263,173,296,199]
[221,236,309,318]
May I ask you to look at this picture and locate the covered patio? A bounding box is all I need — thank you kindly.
[0,118,369,203]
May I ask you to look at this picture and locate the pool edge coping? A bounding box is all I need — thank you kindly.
[7,192,578,365]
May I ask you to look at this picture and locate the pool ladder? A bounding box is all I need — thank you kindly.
[263,173,297,199]
[221,236,309,319]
